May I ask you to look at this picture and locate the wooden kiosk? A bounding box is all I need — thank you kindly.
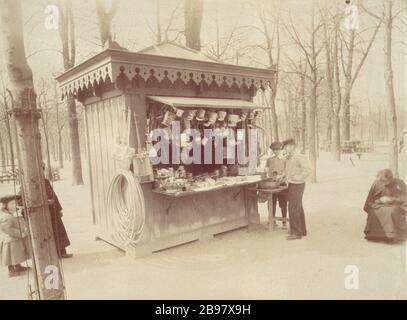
[57,43,275,257]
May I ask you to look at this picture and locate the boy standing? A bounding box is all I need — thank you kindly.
[283,139,312,240]
[264,142,288,228]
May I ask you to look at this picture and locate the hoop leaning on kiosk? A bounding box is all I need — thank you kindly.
[106,170,145,248]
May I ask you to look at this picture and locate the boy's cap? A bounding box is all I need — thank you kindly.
[282,138,296,147]
[269,142,283,150]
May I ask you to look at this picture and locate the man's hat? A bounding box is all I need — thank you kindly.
[282,138,296,147]
[0,194,21,205]
[269,142,283,150]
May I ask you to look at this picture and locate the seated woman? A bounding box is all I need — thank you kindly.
[363,169,407,242]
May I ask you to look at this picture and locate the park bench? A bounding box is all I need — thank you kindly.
[0,167,19,184]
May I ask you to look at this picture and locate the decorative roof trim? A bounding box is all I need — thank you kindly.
[56,49,275,100]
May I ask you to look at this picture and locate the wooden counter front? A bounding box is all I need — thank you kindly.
[125,181,258,258]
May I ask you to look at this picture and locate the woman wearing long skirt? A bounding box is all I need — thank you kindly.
[363,169,407,243]
[0,195,31,277]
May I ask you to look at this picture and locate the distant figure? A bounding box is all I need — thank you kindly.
[264,142,288,228]
[363,169,407,243]
[283,139,312,240]
[0,195,31,277]
[344,0,359,31]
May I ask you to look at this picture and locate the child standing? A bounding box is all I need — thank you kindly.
[0,195,31,277]
[264,142,288,228]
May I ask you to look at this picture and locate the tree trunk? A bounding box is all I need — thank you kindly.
[67,97,83,184]
[316,112,320,158]
[0,0,64,300]
[384,112,389,141]
[58,131,64,169]
[332,17,342,161]
[300,70,306,154]
[342,30,355,142]
[0,131,6,167]
[309,77,317,182]
[263,12,280,142]
[308,6,317,183]
[332,113,341,159]
[54,81,64,169]
[50,132,57,162]
[156,0,162,43]
[322,14,334,153]
[301,95,306,155]
[2,93,15,168]
[384,1,398,176]
[184,0,203,51]
[269,92,279,141]
[58,0,83,184]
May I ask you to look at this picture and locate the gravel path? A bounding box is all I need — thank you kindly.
[1,149,406,299]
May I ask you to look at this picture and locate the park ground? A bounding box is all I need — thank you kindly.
[0,145,406,300]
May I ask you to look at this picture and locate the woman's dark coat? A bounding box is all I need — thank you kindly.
[363,178,407,241]
[44,179,70,252]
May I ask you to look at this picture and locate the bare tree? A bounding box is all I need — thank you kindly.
[152,0,183,44]
[282,60,308,154]
[256,2,281,142]
[285,2,324,182]
[155,0,162,43]
[58,0,84,185]
[320,1,380,160]
[382,0,399,176]
[0,0,64,299]
[339,11,382,143]
[0,73,14,167]
[205,0,239,62]
[361,0,404,176]
[299,63,307,155]
[184,0,203,50]
[54,80,65,169]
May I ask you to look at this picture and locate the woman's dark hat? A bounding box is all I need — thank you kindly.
[0,194,21,205]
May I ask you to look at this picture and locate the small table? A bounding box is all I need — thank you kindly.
[245,186,288,230]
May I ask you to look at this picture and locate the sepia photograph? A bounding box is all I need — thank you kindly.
[0,0,406,304]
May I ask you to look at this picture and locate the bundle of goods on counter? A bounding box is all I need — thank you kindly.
[56,42,275,257]
[154,167,264,196]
